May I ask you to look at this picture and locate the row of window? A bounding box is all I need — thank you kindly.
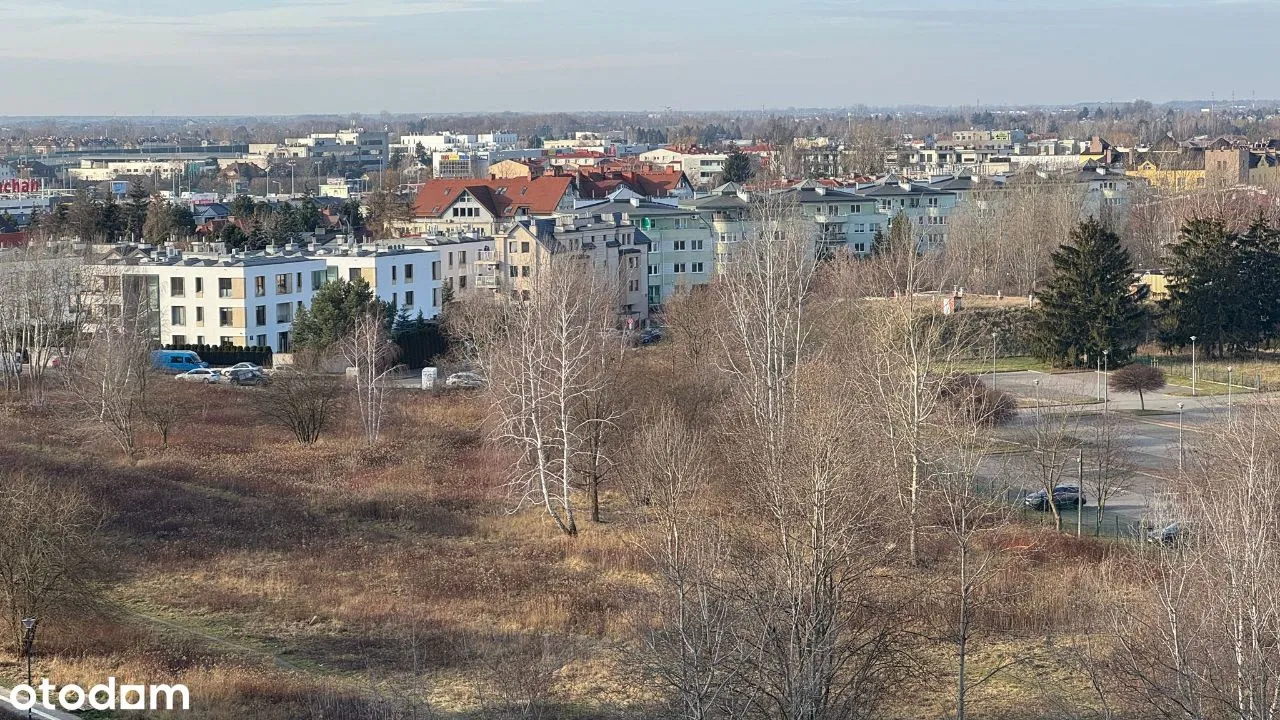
[169,265,418,300]
[648,263,706,275]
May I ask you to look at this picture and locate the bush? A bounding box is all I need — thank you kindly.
[943,373,1017,426]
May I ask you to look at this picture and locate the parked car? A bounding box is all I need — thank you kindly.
[220,368,268,386]
[1148,521,1189,545]
[153,350,209,374]
[1024,485,1087,511]
[638,328,664,345]
[175,368,220,383]
[225,362,263,374]
[445,371,487,389]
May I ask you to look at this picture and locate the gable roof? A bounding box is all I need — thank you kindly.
[411,176,573,219]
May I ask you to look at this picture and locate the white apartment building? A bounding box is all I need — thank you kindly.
[638,148,728,187]
[401,234,503,306]
[393,131,519,154]
[89,243,440,353]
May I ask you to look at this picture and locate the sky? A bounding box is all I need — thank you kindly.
[2,0,1277,116]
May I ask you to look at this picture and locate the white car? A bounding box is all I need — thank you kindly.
[445,372,487,389]
[175,368,221,383]
[225,362,263,374]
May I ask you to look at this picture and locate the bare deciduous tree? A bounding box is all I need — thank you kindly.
[258,357,343,445]
[340,307,400,446]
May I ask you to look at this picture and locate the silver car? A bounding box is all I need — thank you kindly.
[445,371,487,389]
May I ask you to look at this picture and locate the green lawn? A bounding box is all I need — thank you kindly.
[955,356,1052,374]
[1163,375,1256,397]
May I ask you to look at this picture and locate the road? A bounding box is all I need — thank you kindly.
[0,685,78,720]
[981,369,1249,534]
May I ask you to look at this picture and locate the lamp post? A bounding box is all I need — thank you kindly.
[288,162,296,197]
[1190,335,1197,397]
[991,332,998,391]
[20,617,37,720]
[1177,402,1184,472]
[1103,349,1110,412]
[1227,365,1234,420]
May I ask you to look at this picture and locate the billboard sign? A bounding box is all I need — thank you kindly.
[0,178,42,194]
[110,181,129,196]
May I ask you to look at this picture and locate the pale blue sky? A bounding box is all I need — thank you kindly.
[2,0,1276,115]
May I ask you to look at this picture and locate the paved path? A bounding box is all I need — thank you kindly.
[0,685,79,720]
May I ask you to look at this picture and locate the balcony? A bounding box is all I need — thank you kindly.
[476,250,498,264]
[813,214,847,224]
[475,274,499,289]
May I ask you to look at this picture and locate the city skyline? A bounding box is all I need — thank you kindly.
[3,0,1277,116]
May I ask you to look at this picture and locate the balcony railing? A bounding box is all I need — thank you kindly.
[476,250,497,263]
[475,274,499,288]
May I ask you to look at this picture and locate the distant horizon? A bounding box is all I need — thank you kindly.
[1,97,1278,125]
[3,0,1277,116]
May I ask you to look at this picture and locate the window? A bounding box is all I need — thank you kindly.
[276,303,293,323]
[219,308,234,327]
[195,278,204,296]
[391,293,397,306]
[692,262,704,273]
[854,223,866,233]
[171,306,186,325]
[256,334,267,348]
[311,270,327,291]
[296,272,302,290]
[458,275,467,289]
[195,307,205,325]
[404,264,413,281]
[218,278,233,298]
[691,239,704,250]
[521,266,530,277]
[255,305,266,326]
[275,273,291,294]
[909,198,920,208]
[509,265,519,277]
[405,291,414,306]
[507,241,517,253]
[521,241,530,253]
[432,288,439,307]
[648,264,659,276]
[627,256,638,268]
[277,331,290,353]
[459,251,467,265]
[172,335,186,345]
[219,336,234,347]
[431,261,440,280]
[196,335,204,345]
[673,240,686,251]
[673,263,686,273]
[170,277,185,297]
[255,276,266,297]
[854,242,866,252]
[927,197,939,208]
[391,265,398,283]
[628,279,640,292]
[447,252,453,268]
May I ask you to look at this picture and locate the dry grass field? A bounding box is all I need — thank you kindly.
[0,358,1138,719]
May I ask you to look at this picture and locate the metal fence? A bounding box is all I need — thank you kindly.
[1135,356,1267,391]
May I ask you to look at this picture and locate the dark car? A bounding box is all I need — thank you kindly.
[1024,485,1087,511]
[221,368,268,386]
[639,328,664,345]
[1148,521,1189,545]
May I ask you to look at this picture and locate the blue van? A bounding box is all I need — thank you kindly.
[152,350,209,374]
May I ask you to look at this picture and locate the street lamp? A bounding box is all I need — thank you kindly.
[1227,365,1234,420]
[288,162,296,197]
[991,331,998,391]
[1102,349,1110,411]
[21,617,37,720]
[1190,335,1197,397]
[1177,402,1184,472]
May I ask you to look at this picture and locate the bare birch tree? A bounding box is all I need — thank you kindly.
[470,259,621,536]
[340,307,400,446]
[0,242,85,403]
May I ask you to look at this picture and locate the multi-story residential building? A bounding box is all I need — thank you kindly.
[679,182,755,268]
[575,196,714,307]
[855,176,959,249]
[273,129,390,172]
[770,181,884,256]
[402,233,503,305]
[502,214,650,325]
[88,243,440,353]
[407,176,577,235]
[89,245,327,352]
[639,147,728,187]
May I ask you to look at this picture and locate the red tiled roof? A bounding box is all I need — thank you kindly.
[412,176,573,219]
[575,169,690,199]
